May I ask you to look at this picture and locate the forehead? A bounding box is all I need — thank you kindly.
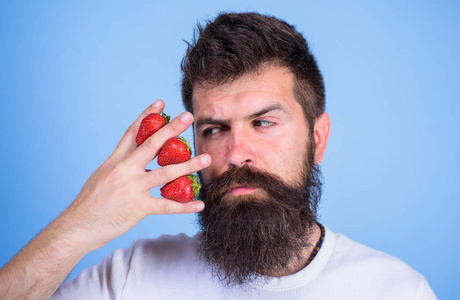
[191,66,298,118]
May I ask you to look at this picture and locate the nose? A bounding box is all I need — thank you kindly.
[226,128,255,168]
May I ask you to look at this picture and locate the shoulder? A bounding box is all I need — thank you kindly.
[130,233,198,255]
[52,234,201,300]
[325,228,436,299]
[332,231,421,276]
[126,233,199,267]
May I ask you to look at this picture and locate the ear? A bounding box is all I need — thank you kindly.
[313,112,331,164]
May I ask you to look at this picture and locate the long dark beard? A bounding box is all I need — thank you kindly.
[196,145,322,287]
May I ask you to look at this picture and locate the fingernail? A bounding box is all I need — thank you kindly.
[200,155,210,165]
[152,100,162,107]
[195,201,205,211]
[180,112,191,122]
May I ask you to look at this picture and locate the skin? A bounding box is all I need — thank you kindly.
[193,65,331,275]
[193,66,330,193]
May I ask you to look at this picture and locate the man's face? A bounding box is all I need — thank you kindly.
[191,66,323,286]
[193,66,310,190]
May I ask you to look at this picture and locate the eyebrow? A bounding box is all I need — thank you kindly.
[246,104,288,120]
[195,103,289,128]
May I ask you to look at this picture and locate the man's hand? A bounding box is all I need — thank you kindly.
[61,99,209,251]
[0,100,211,300]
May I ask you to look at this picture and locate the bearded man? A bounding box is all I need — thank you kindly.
[0,12,436,300]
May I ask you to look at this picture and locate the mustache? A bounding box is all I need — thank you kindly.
[199,165,290,198]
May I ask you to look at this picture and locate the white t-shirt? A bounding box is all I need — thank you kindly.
[52,225,437,299]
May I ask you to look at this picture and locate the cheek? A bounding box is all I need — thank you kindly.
[259,138,289,170]
[262,138,307,183]
[197,141,228,181]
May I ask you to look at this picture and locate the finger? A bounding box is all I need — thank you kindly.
[112,100,165,159]
[147,198,205,215]
[129,111,194,167]
[141,154,211,189]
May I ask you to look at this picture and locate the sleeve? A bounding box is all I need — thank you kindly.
[51,244,135,300]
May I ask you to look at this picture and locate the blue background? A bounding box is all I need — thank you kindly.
[1,1,458,298]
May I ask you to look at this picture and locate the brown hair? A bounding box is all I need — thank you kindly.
[181,12,325,130]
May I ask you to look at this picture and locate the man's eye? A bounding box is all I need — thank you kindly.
[254,120,274,127]
[203,127,221,136]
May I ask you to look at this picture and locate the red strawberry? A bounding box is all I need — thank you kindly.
[160,174,201,203]
[136,112,170,146]
[157,136,192,166]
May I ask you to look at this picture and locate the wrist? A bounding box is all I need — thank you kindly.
[46,211,100,258]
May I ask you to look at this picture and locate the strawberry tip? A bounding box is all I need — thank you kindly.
[178,136,191,153]
[187,174,201,197]
[161,112,171,123]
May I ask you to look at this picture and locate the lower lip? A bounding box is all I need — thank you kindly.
[228,187,259,196]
